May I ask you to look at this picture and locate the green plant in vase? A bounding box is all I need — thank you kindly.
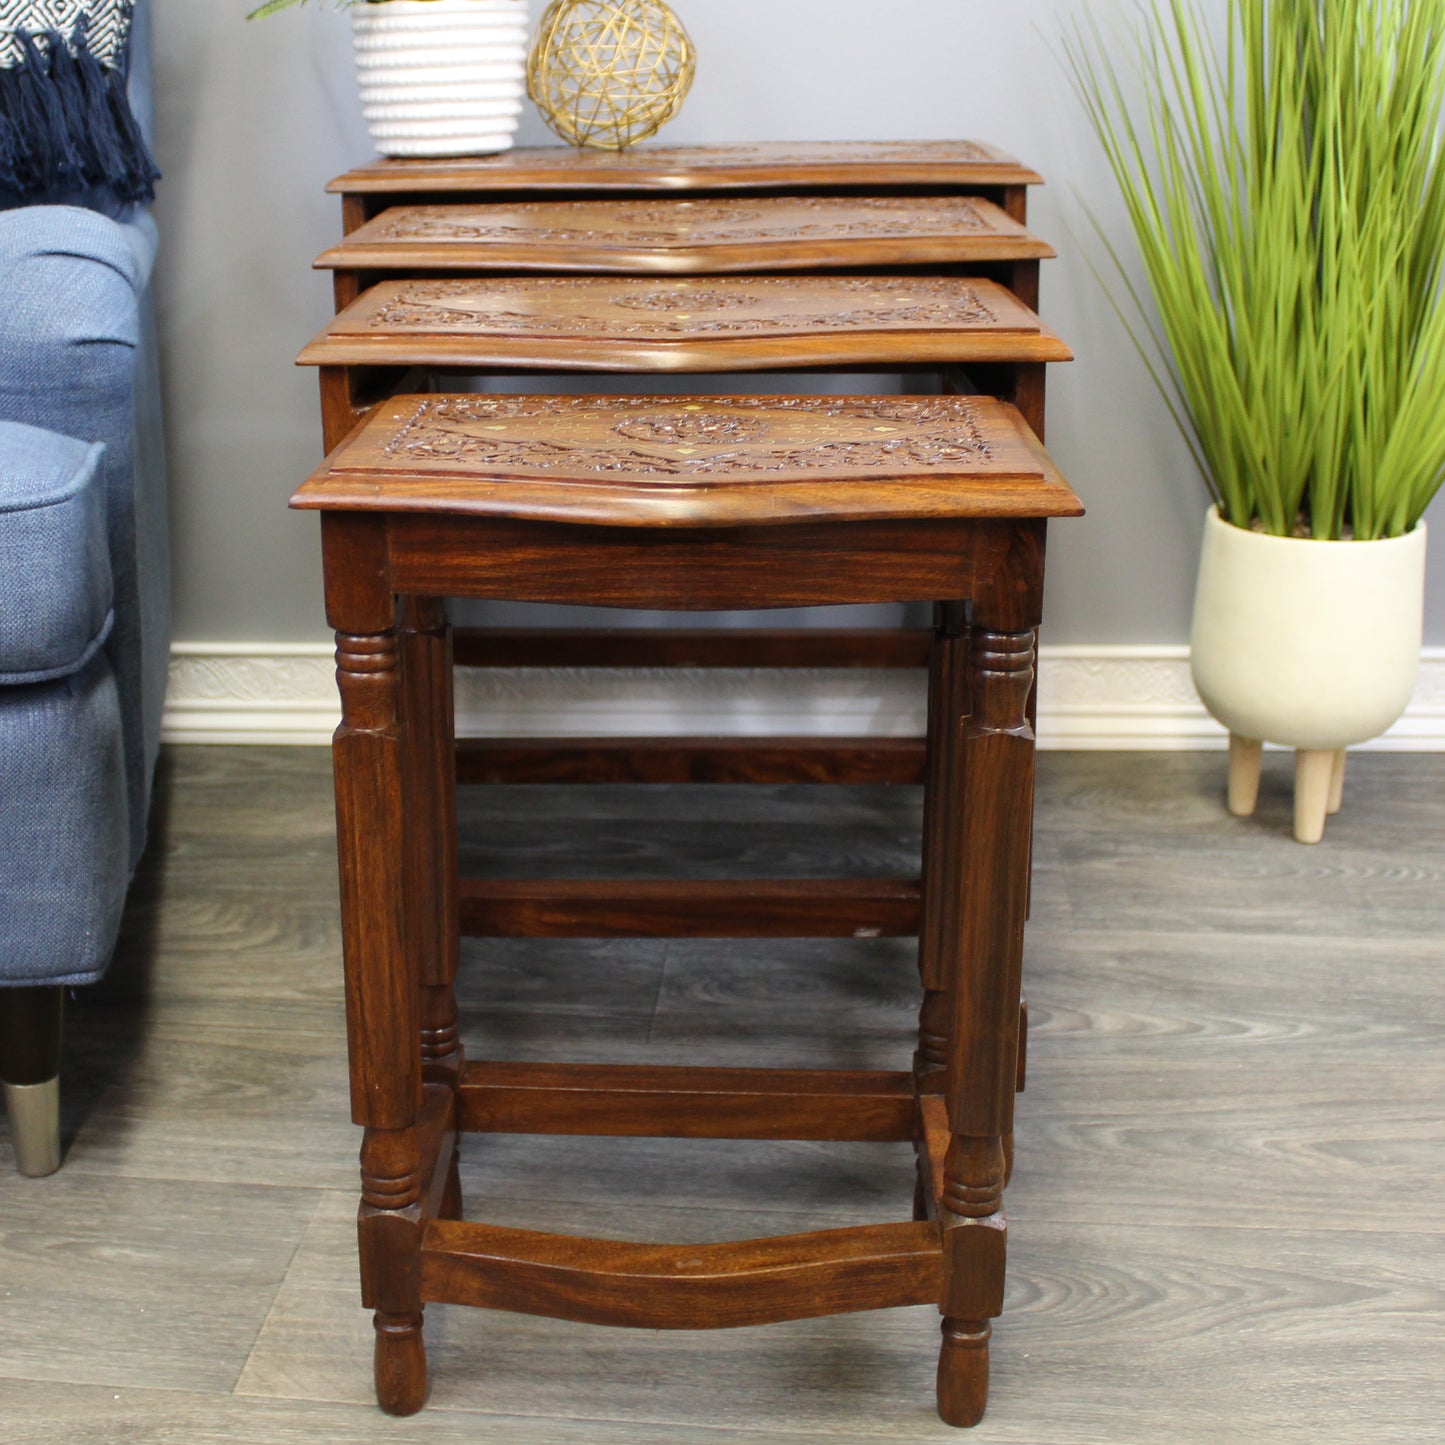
[1066,0,1445,841]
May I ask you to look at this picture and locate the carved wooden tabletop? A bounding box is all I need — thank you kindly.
[327,140,1044,197]
[292,393,1083,528]
[314,196,1054,275]
[300,275,1073,372]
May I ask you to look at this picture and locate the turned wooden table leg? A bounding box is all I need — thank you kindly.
[936,613,1039,1429]
[401,596,464,1221]
[916,604,968,1097]
[324,515,429,1416]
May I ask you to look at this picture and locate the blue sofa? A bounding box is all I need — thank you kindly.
[0,0,169,1175]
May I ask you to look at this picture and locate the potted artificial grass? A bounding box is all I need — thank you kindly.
[1067,0,1445,840]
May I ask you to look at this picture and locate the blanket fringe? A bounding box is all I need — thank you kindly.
[0,18,160,203]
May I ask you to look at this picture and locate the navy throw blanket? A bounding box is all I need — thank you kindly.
[0,1,159,203]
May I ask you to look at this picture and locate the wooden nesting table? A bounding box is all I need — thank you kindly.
[307,142,1069,945]
[292,390,1083,1426]
[298,141,1078,1425]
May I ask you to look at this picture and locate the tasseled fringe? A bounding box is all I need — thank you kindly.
[0,19,160,203]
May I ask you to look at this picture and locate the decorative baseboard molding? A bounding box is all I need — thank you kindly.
[163,642,1445,750]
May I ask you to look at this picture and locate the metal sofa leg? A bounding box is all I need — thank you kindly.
[1,986,64,1176]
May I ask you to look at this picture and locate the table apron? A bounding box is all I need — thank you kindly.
[383,514,1047,620]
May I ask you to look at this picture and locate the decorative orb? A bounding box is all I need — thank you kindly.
[528,0,696,151]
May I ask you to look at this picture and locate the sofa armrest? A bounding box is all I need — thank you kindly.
[0,207,152,433]
[0,421,112,684]
[0,203,168,874]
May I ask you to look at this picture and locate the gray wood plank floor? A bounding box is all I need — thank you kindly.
[2,746,1442,1443]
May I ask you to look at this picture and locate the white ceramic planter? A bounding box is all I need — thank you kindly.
[351,0,530,158]
[1190,505,1428,840]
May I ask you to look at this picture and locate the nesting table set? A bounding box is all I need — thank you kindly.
[291,141,1081,1427]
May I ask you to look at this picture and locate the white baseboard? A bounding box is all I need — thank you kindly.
[162,642,1445,751]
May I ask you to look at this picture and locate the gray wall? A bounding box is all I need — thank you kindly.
[149,0,1445,646]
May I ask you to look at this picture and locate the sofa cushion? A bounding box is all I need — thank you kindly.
[0,418,111,682]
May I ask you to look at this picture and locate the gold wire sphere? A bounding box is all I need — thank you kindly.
[528,0,696,151]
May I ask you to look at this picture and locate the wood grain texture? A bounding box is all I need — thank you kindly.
[455,736,927,786]
[292,393,1082,528]
[326,140,1045,198]
[456,1061,918,1140]
[299,275,1072,373]
[421,1218,942,1328]
[388,515,1042,612]
[315,196,1054,276]
[458,877,921,938]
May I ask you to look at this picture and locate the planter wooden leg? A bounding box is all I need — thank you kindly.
[1294,749,1335,844]
[1227,734,1263,817]
[1327,749,1347,816]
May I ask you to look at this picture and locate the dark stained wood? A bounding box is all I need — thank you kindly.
[451,625,934,670]
[300,275,1072,373]
[322,518,418,1134]
[455,737,927,786]
[322,514,430,1416]
[292,393,1083,529]
[457,878,921,939]
[400,600,463,1085]
[299,247,1077,1421]
[1017,996,1029,1094]
[918,604,967,1000]
[327,140,1045,199]
[918,1093,950,1224]
[933,621,1041,1426]
[951,360,1049,442]
[387,515,1048,613]
[314,196,1055,277]
[420,1219,944,1330]
[417,1084,458,1223]
[937,1320,993,1429]
[944,627,1038,1142]
[456,1062,918,1141]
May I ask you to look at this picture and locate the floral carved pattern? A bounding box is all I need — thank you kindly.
[366,277,1004,337]
[371,196,995,247]
[612,413,772,445]
[609,288,754,313]
[378,395,994,478]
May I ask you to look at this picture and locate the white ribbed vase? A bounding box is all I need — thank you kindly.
[1190,506,1428,750]
[351,0,530,158]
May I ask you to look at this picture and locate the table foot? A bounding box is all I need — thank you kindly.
[937,1317,991,1427]
[374,1310,428,1416]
